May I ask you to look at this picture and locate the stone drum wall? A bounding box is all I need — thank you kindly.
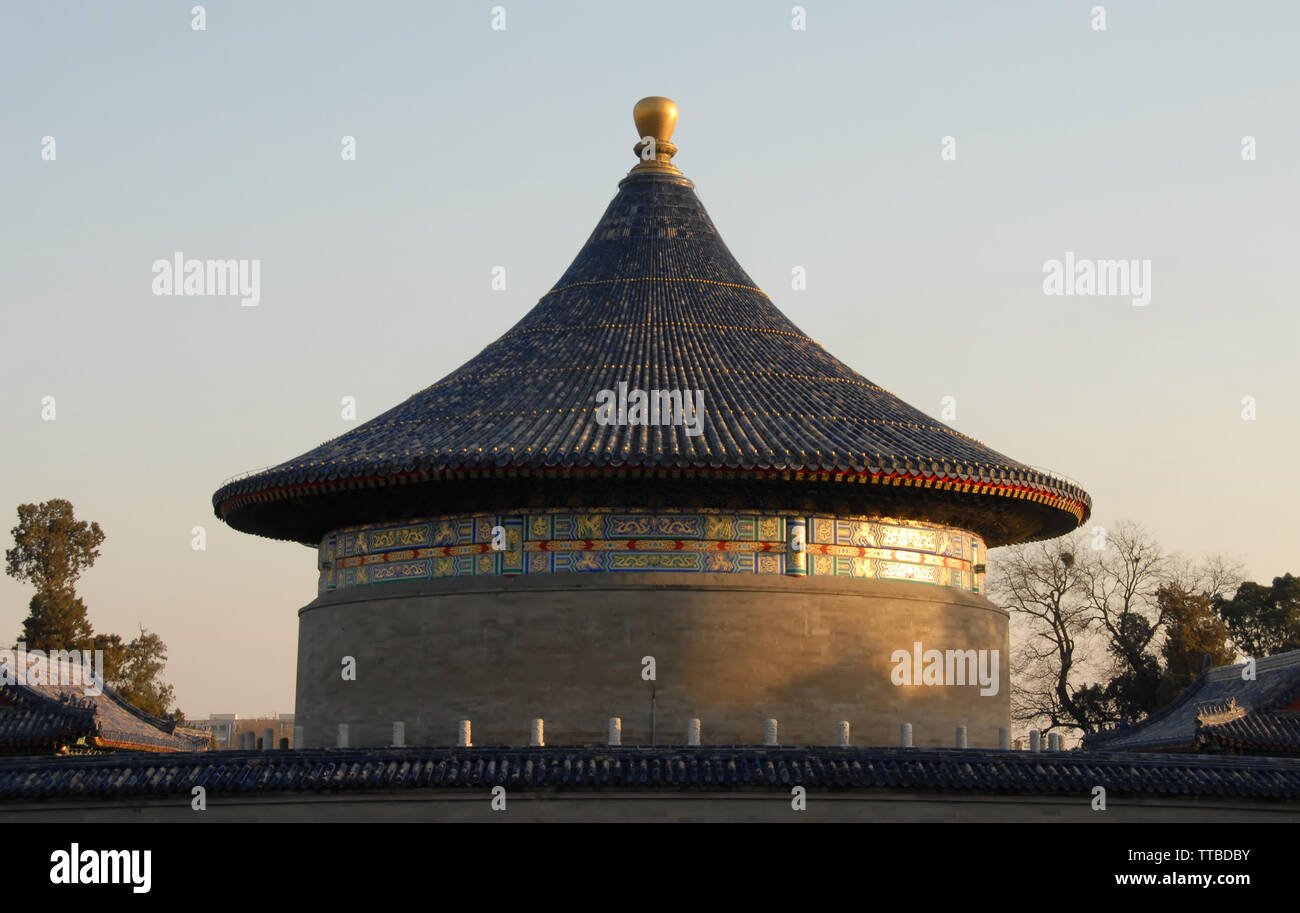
[296,510,1009,749]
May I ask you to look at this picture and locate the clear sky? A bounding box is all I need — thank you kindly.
[2,1,1296,717]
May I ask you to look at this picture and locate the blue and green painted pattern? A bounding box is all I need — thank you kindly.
[318,509,986,596]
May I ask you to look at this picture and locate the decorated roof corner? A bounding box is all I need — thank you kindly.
[0,653,209,755]
[1086,649,1300,755]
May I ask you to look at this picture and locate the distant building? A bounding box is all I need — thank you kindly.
[0,654,208,755]
[184,713,238,748]
[1086,650,1300,756]
[184,713,295,749]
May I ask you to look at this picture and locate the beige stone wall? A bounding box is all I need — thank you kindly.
[294,574,1010,749]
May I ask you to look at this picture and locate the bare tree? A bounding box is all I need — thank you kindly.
[1168,552,1245,604]
[990,533,1096,735]
[1079,522,1168,672]
[990,521,1243,740]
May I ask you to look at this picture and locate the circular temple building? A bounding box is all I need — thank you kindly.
[213,98,1090,749]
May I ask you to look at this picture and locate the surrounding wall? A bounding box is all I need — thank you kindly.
[5,790,1298,824]
[295,573,1009,749]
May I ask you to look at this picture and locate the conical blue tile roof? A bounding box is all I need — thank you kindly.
[214,163,1089,546]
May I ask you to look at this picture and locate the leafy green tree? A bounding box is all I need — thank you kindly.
[6,500,182,719]
[110,625,178,720]
[1100,613,1163,721]
[1212,574,1300,658]
[1157,586,1234,705]
[19,588,95,650]
[91,632,127,683]
[5,499,105,597]
[6,500,104,650]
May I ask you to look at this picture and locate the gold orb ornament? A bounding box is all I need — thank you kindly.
[630,96,681,174]
[634,96,678,144]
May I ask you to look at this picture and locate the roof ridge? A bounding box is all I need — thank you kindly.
[1089,665,1212,745]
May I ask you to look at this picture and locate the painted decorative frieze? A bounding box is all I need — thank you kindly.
[317,509,986,596]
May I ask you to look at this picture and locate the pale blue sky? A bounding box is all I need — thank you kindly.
[2,1,1297,715]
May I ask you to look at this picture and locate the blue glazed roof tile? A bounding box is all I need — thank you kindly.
[0,655,208,755]
[1086,649,1300,754]
[214,166,1089,547]
[1197,711,1300,753]
[2,745,1293,800]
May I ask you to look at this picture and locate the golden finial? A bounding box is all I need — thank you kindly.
[630,96,681,175]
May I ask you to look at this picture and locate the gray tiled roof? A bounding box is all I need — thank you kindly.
[0,655,208,754]
[1196,711,1300,753]
[2,745,1298,801]
[1086,650,1300,753]
[213,169,1089,546]
[0,690,97,750]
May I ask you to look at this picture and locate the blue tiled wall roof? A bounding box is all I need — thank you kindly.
[2,746,1298,801]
